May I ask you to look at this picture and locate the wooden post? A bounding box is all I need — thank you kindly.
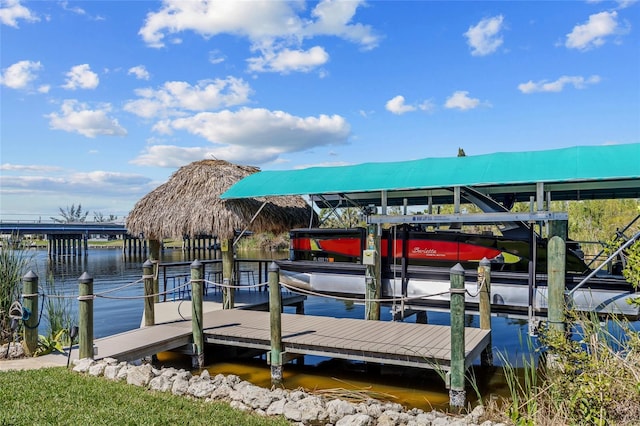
[78,272,94,359]
[365,225,381,320]
[547,236,566,334]
[22,271,39,356]
[143,260,155,327]
[268,262,283,386]
[191,260,204,369]
[549,220,568,241]
[449,263,466,411]
[478,258,493,367]
[222,238,235,309]
[148,239,161,303]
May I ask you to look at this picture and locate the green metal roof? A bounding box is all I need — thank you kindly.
[221,143,640,206]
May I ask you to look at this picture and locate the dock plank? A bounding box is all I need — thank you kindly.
[94,307,490,372]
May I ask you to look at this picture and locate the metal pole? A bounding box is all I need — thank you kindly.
[191,259,204,369]
[269,262,283,386]
[449,263,466,411]
[78,272,94,359]
[22,271,39,356]
[143,260,155,327]
[478,258,493,367]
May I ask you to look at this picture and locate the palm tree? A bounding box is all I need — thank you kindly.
[51,204,89,223]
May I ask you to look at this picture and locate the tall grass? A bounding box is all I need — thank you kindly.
[496,311,640,426]
[0,236,33,344]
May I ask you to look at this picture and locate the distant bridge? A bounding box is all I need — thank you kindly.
[0,221,128,236]
[0,220,139,257]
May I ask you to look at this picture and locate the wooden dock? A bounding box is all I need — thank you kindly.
[93,306,490,371]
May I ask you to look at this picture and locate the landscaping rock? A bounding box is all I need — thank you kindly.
[71,358,506,426]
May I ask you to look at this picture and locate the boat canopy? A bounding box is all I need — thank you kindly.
[220,143,640,207]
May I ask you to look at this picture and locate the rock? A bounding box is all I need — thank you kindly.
[266,398,286,416]
[327,399,356,423]
[88,362,106,377]
[116,363,130,381]
[171,375,190,396]
[72,358,94,373]
[283,395,327,423]
[468,405,485,424]
[242,384,275,410]
[211,383,232,400]
[336,413,373,426]
[188,377,216,398]
[103,363,122,380]
[126,363,154,387]
[149,375,174,393]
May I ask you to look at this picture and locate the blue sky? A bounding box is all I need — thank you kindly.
[1,0,639,221]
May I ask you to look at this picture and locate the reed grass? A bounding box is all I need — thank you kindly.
[493,311,640,426]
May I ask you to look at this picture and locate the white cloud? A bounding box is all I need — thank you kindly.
[464,15,505,56]
[46,99,127,138]
[385,95,435,115]
[128,65,150,80]
[138,0,377,73]
[386,95,416,115]
[444,91,481,110]
[0,171,153,197]
[0,0,39,27]
[518,75,601,93]
[0,163,63,173]
[0,60,42,89]
[565,11,623,50]
[303,0,379,50]
[62,64,99,90]
[248,46,329,73]
[124,77,251,119]
[133,107,351,167]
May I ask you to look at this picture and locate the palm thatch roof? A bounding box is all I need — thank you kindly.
[126,160,316,240]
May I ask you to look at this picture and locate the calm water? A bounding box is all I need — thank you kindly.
[25,247,536,410]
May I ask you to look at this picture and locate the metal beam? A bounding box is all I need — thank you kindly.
[367,211,568,225]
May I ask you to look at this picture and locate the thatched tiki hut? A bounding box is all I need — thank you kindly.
[126,159,316,308]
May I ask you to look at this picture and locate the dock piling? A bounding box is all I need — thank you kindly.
[449,263,466,411]
[478,258,493,367]
[222,238,235,309]
[191,260,204,369]
[78,272,94,359]
[268,262,283,386]
[22,271,39,356]
[143,260,155,327]
[547,236,566,334]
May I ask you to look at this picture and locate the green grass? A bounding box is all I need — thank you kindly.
[0,368,290,426]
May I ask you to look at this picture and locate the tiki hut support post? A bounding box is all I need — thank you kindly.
[143,260,155,327]
[222,239,235,309]
[148,239,161,303]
